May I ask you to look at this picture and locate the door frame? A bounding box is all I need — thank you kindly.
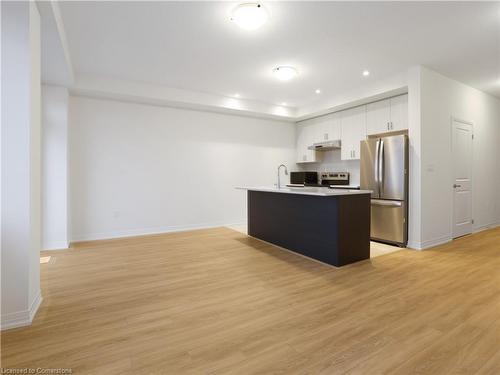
[450,116,474,238]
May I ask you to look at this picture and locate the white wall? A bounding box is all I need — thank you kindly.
[406,66,423,249]
[419,66,500,248]
[69,96,296,241]
[1,1,42,329]
[42,85,69,250]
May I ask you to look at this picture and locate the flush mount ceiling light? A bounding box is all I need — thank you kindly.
[315,89,321,94]
[230,3,269,31]
[362,70,370,77]
[273,66,298,81]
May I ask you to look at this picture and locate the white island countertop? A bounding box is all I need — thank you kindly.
[236,186,372,196]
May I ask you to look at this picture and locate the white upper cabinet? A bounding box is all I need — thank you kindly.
[366,99,391,135]
[312,113,341,142]
[366,94,408,135]
[306,113,341,145]
[340,105,366,160]
[296,113,342,163]
[389,94,408,131]
[296,94,406,162]
[296,123,322,163]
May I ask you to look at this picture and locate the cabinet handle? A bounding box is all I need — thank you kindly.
[324,133,329,140]
[353,150,356,158]
[391,121,394,130]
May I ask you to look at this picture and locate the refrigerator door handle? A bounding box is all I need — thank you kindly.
[375,139,380,197]
[378,139,385,196]
[372,199,402,207]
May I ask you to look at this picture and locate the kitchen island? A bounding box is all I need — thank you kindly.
[237,186,372,267]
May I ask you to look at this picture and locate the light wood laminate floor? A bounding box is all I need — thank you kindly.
[1,227,499,374]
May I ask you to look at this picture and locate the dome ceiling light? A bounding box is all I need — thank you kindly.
[230,3,269,31]
[273,66,298,81]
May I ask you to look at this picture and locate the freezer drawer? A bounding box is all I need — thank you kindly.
[371,199,407,245]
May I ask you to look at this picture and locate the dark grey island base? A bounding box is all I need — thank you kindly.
[246,189,371,267]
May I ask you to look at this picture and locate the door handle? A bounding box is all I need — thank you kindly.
[372,199,402,207]
[453,184,461,188]
[375,139,380,189]
[378,140,384,195]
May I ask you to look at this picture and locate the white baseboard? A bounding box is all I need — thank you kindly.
[408,222,499,251]
[1,290,42,331]
[406,241,422,250]
[407,235,452,250]
[42,239,70,251]
[473,221,500,234]
[420,235,452,249]
[70,220,247,243]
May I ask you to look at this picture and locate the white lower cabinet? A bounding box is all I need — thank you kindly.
[340,106,366,160]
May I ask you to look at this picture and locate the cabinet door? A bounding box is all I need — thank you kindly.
[325,112,341,141]
[305,115,339,143]
[341,106,366,160]
[390,94,408,131]
[309,120,326,144]
[296,124,306,162]
[296,124,320,163]
[304,125,316,162]
[366,99,391,135]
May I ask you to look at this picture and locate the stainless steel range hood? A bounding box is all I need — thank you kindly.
[308,140,341,151]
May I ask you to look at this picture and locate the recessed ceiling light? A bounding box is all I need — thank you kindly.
[273,66,298,81]
[281,102,287,106]
[315,89,321,94]
[234,93,241,98]
[362,70,370,77]
[230,3,269,31]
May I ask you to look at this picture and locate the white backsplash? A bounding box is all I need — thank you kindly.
[296,149,361,186]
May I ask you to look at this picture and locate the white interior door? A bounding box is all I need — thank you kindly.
[452,119,473,238]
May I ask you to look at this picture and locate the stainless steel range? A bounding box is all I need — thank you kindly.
[321,172,360,189]
[320,172,349,185]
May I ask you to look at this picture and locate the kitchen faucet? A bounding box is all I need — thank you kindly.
[277,164,288,189]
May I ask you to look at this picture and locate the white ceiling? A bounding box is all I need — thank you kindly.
[58,1,500,109]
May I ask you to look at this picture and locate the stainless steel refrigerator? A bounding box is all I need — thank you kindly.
[360,134,408,246]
